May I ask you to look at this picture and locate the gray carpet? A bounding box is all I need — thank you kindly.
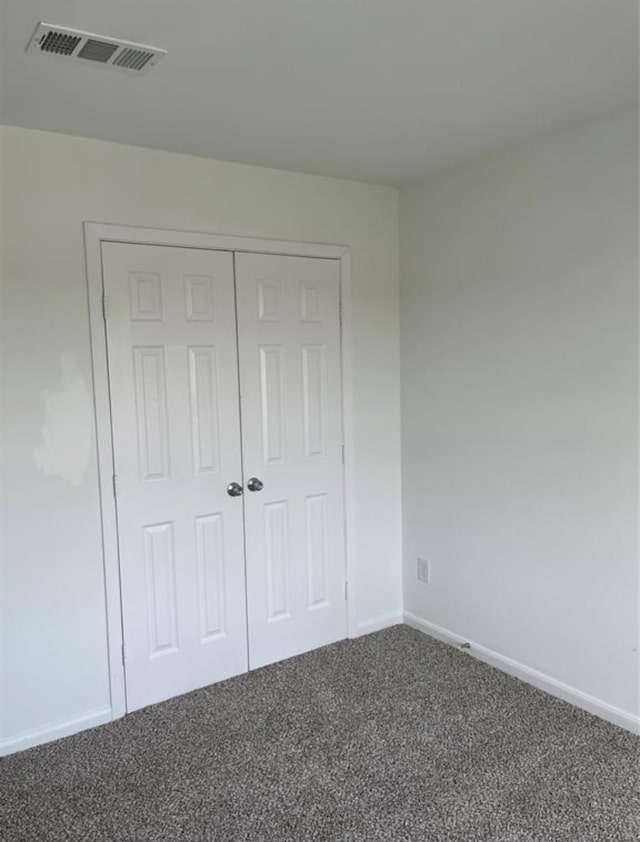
[1,625,638,841]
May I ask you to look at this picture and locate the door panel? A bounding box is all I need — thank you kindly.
[235,253,347,669]
[102,243,248,712]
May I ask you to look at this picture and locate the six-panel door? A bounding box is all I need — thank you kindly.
[235,253,347,669]
[103,243,346,711]
[102,243,248,712]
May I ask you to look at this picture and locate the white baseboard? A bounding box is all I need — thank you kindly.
[404,612,640,736]
[352,611,403,638]
[0,706,113,756]
[4,615,636,755]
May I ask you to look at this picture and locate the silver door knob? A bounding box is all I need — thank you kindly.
[226,482,243,497]
[246,477,264,492]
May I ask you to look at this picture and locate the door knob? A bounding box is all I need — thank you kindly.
[226,482,243,497]
[246,477,264,492]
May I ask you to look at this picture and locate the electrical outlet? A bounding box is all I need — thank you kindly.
[417,557,430,584]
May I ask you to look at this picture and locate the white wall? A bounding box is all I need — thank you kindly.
[0,126,402,748]
[3,110,637,749]
[401,111,639,723]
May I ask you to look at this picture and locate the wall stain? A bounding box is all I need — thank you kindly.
[32,352,93,486]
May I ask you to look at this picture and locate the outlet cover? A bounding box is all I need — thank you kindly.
[417,557,430,584]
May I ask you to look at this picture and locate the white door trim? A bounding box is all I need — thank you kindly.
[83,222,357,723]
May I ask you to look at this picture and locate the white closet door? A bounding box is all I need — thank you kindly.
[235,253,347,669]
[102,243,248,712]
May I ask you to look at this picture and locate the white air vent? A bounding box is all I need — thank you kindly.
[26,23,166,75]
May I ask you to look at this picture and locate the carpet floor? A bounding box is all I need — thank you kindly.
[1,625,638,841]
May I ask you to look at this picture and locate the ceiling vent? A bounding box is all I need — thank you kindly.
[26,23,166,75]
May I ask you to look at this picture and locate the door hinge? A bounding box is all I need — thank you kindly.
[101,295,108,320]
[121,643,127,664]
[339,299,344,324]
[344,581,349,601]
[112,474,118,497]
[341,444,346,465]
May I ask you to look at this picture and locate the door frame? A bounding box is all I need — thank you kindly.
[84,222,357,721]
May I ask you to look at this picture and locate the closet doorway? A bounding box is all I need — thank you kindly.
[86,226,353,715]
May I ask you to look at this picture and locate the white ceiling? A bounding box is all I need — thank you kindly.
[0,1,637,185]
